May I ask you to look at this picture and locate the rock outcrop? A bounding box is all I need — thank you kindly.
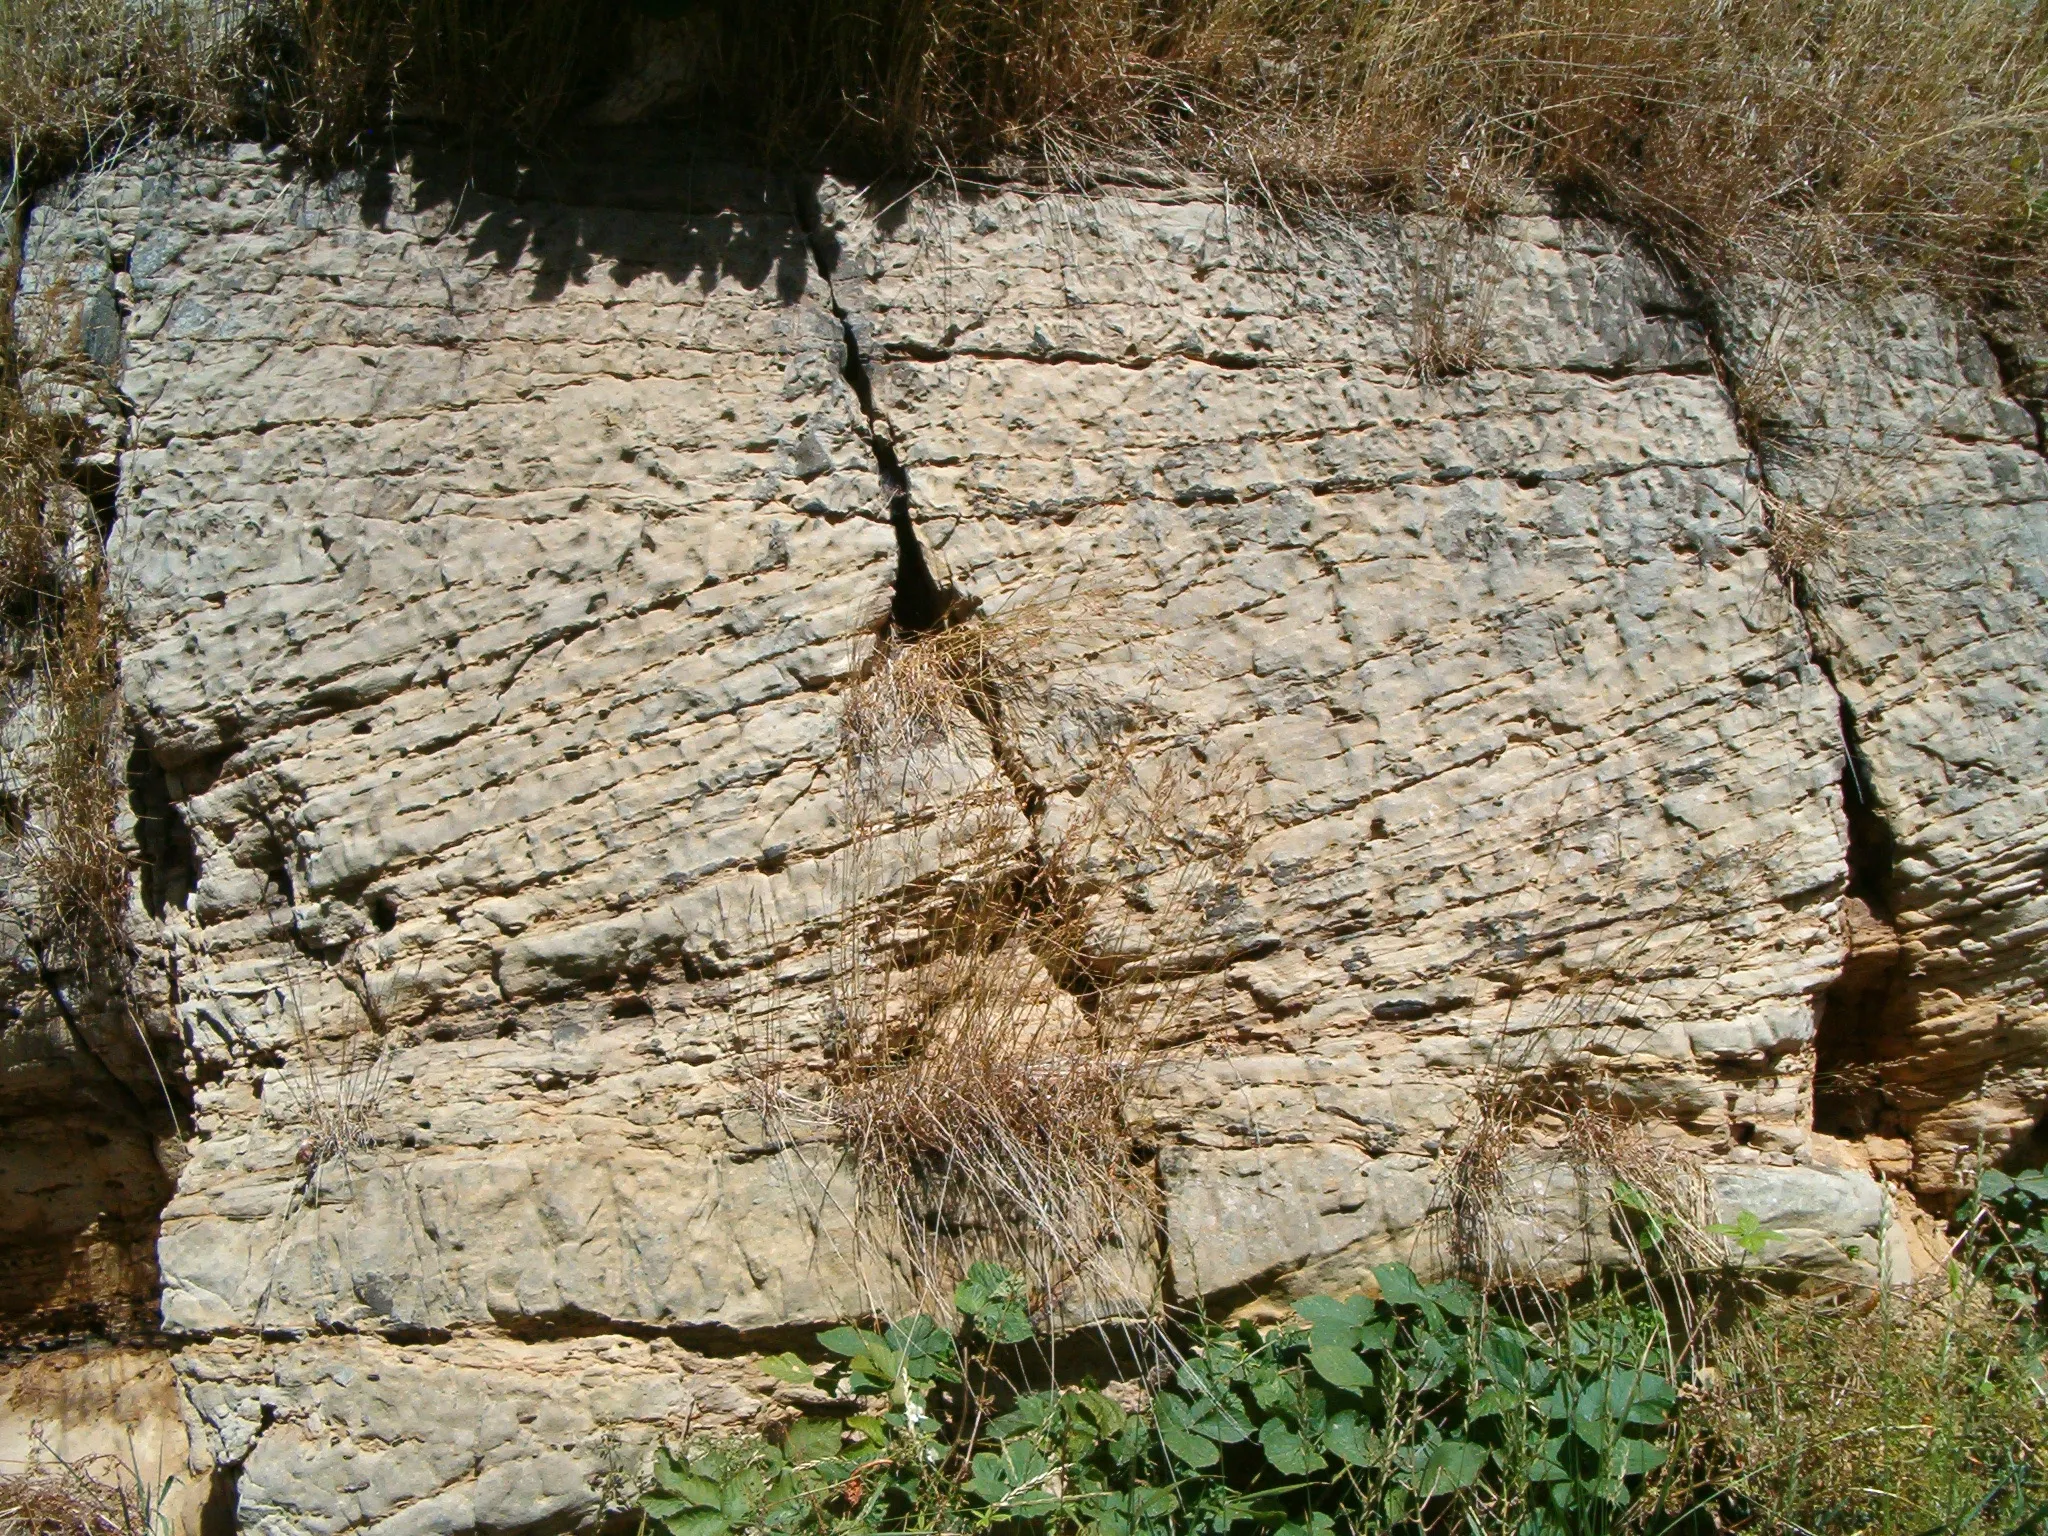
[1,135,2041,1534]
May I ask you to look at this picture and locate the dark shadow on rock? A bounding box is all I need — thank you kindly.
[378,130,820,305]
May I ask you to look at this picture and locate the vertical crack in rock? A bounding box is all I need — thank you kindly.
[791,181,966,635]
[128,741,196,919]
[786,187,1106,1009]
[198,1454,243,1536]
[1812,688,1908,1141]
[1699,301,1915,1150]
[1980,321,2048,457]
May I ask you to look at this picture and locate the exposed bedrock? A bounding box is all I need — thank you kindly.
[0,135,2039,1533]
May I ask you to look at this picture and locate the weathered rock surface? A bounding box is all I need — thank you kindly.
[1721,289,2048,1202]
[0,137,2040,1535]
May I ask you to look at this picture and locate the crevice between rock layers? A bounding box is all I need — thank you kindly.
[790,181,965,637]
[1697,300,1920,1180]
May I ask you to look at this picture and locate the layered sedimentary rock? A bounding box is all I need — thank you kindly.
[1720,291,2048,1201]
[0,137,2041,1534]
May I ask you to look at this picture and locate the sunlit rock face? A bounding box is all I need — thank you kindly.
[0,133,2041,1534]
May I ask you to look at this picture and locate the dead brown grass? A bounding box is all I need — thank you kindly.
[246,0,620,158]
[754,593,1248,1315]
[0,1435,171,1536]
[0,253,128,992]
[6,1,2047,321]
[20,574,127,968]
[0,0,234,190]
[0,351,67,622]
[710,0,2048,319]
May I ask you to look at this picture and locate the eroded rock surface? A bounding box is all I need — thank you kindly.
[1722,288,2048,1202]
[0,139,2039,1535]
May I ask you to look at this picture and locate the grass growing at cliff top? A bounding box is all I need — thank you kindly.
[4,0,2048,322]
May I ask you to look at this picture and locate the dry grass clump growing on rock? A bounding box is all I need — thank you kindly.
[678,0,2048,320]
[760,593,1247,1316]
[0,295,126,990]
[0,370,67,617]
[242,0,622,159]
[0,0,235,191]
[0,1436,175,1536]
[14,574,127,971]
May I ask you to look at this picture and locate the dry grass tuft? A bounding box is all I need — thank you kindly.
[698,0,2048,324]
[0,287,127,991]
[1405,220,1503,382]
[0,0,235,193]
[1439,840,1808,1308]
[0,1435,173,1536]
[5,1,2047,325]
[1763,493,1851,598]
[242,0,622,160]
[272,960,391,1197]
[0,366,67,619]
[18,574,127,968]
[756,591,1247,1316]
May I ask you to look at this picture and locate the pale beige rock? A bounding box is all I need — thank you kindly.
[0,1347,211,1536]
[0,140,2036,1535]
[1723,285,2048,1201]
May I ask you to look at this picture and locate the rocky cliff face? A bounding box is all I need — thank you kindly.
[1,136,2042,1535]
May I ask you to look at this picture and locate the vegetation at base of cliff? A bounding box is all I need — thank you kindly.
[3,1,2048,331]
[638,1178,2048,1536]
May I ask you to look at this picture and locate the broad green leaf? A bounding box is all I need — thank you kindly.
[1003,1447,1059,1517]
[1373,1263,1428,1308]
[657,1472,725,1509]
[1413,1438,1488,1496]
[1467,1384,1526,1421]
[1309,1341,1375,1390]
[718,1473,760,1523]
[1158,1422,1221,1469]
[976,1441,1048,1499]
[1528,1435,1573,1483]
[758,1352,815,1386]
[1200,1401,1254,1444]
[1259,1417,1325,1476]
[1249,1368,1296,1413]
[815,1326,879,1358]
[783,1417,842,1464]
[1161,1385,1252,1445]
[1709,1209,1787,1257]
[1076,1389,1128,1437]
[1324,1410,1377,1467]
[1428,1278,1479,1318]
[1592,1368,1676,1427]
[1296,1294,1375,1330]
[989,1390,1059,1440]
[1480,1326,1537,1384]
[1613,1437,1669,1477]
[954,1260,1016,1314]
[658,1511,731,1536]
[885,1315,956,1382]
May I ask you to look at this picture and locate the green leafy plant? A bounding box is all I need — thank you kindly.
[639,1262,1681,1536]
[1706,1210,1787,1260]
[1960,1166,2048,1316]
